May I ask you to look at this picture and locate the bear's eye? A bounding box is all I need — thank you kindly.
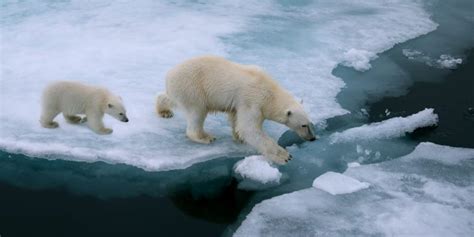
[302,125,308,128]
[119,113,124,116]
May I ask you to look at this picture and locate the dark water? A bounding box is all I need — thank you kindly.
[0,152,252,237]
[369,49,474,148]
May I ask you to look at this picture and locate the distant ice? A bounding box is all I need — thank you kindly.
[330,108,438,143]
[437,55,463,69]
[347,162,361,168]
[403,49,463,69]
[234,156,281,185]
[235,143,474,237]
[312,171,369,195]
[403,142,474,165]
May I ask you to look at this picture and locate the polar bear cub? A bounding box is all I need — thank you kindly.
[156,56,316,164]
[40,81,128,134]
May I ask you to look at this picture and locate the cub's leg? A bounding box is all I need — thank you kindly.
[185,108,215,144]
[40,109,60,128]
[64,114,83,124]
[86,111,112,135]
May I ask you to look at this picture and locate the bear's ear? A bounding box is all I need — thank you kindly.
[287,110,292,117]
[108,103,113,108]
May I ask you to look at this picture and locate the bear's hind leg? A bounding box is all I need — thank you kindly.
[64,114,83,124]
[40,110,60,128]
[185,109,215,144]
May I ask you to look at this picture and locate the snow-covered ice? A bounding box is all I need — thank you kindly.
[312,171,370,195]
[330,108,438,143]
[234,155,281,185]
[0,0,437,170]
[235,143,474,237]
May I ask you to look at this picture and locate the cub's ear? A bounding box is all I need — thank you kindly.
[287,110,292,116]
[108,103,113,108]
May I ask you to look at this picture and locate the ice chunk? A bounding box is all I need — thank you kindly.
[312,171,370,195]
[234,156,281,185]
[330,108,438,143]
[341,49,377,71]
[235,143,474,237]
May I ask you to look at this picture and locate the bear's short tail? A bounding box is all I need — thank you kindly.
[156,93,175,118]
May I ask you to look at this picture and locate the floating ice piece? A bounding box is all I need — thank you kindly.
[402,49,423,59]
[234,156,281,184]
[330,108,438,143]
[235,143,474,237]
[402,49,462,69]
[437,54,463,69]
[312,171,370,195]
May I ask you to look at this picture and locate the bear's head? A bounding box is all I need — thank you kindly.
[105,96,129,123]
[284,103,316,141]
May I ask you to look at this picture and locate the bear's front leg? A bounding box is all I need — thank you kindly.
[86,111,113,135]
[236,107,292,164]
[228,112,243,143]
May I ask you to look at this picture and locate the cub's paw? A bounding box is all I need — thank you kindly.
[65,115,82,124]
[42,121,59,129]
[97,128,113,135]
[159,110,174,118]
[266,147,292,165]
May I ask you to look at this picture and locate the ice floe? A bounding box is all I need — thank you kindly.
[330,108,438,143]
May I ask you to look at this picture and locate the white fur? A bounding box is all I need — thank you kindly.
[156,56,315,164]
[40,81,128,135]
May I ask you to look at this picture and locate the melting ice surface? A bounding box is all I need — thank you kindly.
[235,143,474,237]
[0,0,437,171]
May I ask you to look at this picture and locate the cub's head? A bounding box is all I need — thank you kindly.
[284,103,316,141]
[105,96,129,122]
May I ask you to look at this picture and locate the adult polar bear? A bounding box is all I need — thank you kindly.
[156,56,316,164]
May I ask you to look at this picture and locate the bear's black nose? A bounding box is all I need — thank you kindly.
[123,118,129,122]
[309,137,316,141]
